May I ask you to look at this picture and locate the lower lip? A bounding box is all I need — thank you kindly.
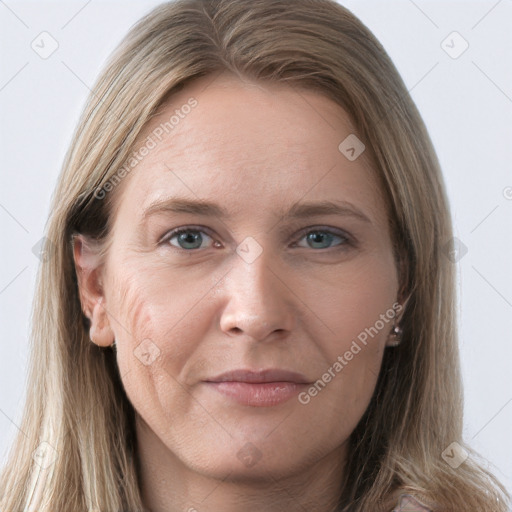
[204,381,308,407]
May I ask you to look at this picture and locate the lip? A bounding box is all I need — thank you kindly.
[203,369,311,407]
[205,368,311,384]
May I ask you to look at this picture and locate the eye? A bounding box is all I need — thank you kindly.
[294,229,350,250]
[160,226,352,252]
[162,227,217,250]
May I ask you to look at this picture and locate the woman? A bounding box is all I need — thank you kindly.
[0,0,509,511]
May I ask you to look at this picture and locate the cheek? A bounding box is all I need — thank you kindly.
[298,314,386,440]
[108,260,210,347]
[302,250,398,343]
[296,253,396,413]
[106,264,217,418]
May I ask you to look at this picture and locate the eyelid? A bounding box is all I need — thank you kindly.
[288,225,354,247]
[158,225,216,245]
[298,225,351,238]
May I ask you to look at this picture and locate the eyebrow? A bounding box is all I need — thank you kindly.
[140,197,372,225]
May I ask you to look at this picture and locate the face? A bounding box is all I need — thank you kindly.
[76,72,400,481]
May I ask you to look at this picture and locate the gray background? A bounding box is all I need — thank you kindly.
[1,0,511,494]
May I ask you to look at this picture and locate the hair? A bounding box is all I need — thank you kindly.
[0,0,509,510]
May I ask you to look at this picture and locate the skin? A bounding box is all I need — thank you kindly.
[74,72,402,512]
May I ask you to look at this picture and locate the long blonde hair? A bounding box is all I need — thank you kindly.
[0,1,509,510]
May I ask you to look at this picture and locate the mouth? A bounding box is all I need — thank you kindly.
[203,369,312,407]
[206,368,311,384]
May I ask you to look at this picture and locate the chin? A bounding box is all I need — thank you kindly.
[178,436,323,483]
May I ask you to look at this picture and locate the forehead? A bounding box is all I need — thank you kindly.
[110,73,388,228]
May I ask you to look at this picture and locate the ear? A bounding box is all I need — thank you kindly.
[72,234,115,347]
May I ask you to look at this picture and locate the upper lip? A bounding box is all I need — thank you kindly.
[205,369,311,384]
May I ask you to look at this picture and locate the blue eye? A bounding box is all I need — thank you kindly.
[296,230,349,249]
[166,228,214,250]
[161,227,351,251]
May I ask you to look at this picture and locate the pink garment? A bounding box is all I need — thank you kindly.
[392,494,432,511]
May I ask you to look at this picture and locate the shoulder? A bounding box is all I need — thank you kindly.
[391,494,433,511]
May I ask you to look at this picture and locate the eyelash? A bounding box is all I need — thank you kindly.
[159,225,354,252]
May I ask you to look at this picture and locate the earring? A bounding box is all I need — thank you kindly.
[388,321,403,347]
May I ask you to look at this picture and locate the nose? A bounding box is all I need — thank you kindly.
[218,250,297,342]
